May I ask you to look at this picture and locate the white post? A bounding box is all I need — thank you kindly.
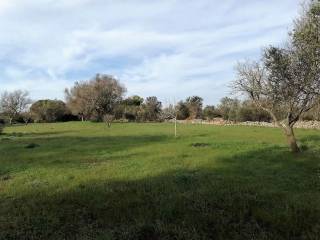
[174,117,177,138]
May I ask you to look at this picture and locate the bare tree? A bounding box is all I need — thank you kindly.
[162,100,178,138]
[0,90,32,125]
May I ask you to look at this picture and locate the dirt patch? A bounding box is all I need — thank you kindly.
[25,143,40,149]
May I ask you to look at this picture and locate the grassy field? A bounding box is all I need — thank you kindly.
[0,122,320,240]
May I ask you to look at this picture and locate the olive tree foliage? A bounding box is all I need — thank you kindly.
[143,96,162,121]
[186,96,203,119]
[0,90,32,125]
[174,96,203,120]
[233,0,320,152]
[237,100,271,122]
[203,105,220,120]
[65,74,126,121]
[30,100,69,123]
[122,95,144,121]
[217,97,241,121]
[65,81,94,121]
[176,101,190,120]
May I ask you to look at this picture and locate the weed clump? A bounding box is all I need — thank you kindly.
[0,174,11,181]
[299,144,309,152]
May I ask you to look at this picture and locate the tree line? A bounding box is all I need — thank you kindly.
[0,0,319,152]
[1,81,319,126]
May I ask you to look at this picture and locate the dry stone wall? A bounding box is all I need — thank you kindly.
[174,118,320,129]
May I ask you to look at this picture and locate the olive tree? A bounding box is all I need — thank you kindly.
[30,99,69,122]
[65,81,95,121]
[233,1,320,152]
[143,96,162,121]
[186,96,203,119]
[0,90,32,125]
[66,74,126,121]
[217,97,241,122]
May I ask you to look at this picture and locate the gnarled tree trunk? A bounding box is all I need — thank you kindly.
[283,125,300,153]
[273,117,300,153]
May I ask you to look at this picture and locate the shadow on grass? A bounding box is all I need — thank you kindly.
[0,134,170,177]
[1,145,319,240]
[2,130,77,137]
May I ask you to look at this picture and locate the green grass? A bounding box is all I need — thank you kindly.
[0,122,320,240]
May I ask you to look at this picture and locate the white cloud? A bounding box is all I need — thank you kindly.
[0,0,12,14]
[0,0,301,104]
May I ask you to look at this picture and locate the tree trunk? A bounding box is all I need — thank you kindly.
[284,126,300,153]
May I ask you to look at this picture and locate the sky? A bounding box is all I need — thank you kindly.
[0,0,301,105]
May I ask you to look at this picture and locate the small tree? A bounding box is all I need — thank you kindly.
[103,114,114,128]
[0,90,32,125]
[161,103,178,137]
[217,97,241,122]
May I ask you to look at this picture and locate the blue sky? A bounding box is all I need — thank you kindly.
[0,0,301,104]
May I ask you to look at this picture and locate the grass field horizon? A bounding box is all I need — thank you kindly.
[1,122,320,239]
